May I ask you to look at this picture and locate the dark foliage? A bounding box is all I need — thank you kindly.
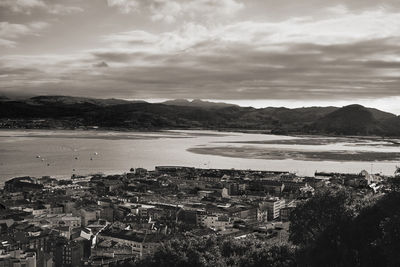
[130,237,296,267]
[290,190,400,267]
[289,189,353,248]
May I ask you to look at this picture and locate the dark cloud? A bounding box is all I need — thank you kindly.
[2,36,400,101]
[92,61,109,68]
[92,52,147,63]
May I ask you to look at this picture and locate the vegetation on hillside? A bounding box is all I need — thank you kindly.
[1,96,400,136]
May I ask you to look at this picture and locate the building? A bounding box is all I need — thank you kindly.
[99,230,165,259]
[62,202,76,214]
[0,250,36,267]
[4,177,43,193]
[28,214,81,229]
[135,168,148,176]
[81,209,100,227]
[155,166,195,177]
[50,238,84,267]
[260,199,285,220]
[5,226,52,253]
[100,207,114,223]
[227,206,258,221]
[198,215,233,231]
[261,180,285,195]
[23,204,64,217]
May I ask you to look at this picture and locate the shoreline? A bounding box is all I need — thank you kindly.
[1,127,400,141]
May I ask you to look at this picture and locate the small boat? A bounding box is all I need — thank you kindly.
[75,157,78,160]
[90,157,93,161]
[94,152,98,155]
[41,158,45,161]
[36,155,41,158]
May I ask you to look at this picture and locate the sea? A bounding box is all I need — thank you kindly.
[0,129,399,183]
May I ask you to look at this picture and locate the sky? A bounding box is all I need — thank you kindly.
[0,0,400,114]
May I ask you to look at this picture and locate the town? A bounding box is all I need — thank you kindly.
[0,165,398,267]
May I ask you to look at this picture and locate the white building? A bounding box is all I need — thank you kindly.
[260,198,285,220]
[198,215,233,231]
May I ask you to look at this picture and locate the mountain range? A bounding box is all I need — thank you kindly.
[0,95,399,136]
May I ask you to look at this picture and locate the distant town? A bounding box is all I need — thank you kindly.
[1,164,399,266]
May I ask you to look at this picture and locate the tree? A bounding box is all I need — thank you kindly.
[133,237,225,267]
[289,189,353,248]
[131,236,295,267]
[350,192,400,267]
[380,215,400,267]
[237,245,296,267]
[388,176,400,192]
[292,191,400,267]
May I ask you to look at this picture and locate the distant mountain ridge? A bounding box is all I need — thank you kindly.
[27,95,139,106]
[0,95,399,136]
[162,99,238,109]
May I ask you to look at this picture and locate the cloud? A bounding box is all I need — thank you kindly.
[107,0,244,23]
[46,4,83,15]
[101,30,158,48]
[0,21,49,47]
[0,0,83,15]
[0,39,16,48]
[107,0,140,14]
[1,3,400,106]
[85,13,400,100]
[98,7,400,56]
[93,61,109,68]
[3,36,400,101]
[0,0,45,13]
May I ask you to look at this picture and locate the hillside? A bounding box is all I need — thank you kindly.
[27,95,136,106]
[0,95,399,136]
[311,104,398,136]
[380,116,400,136]
[312,105,380,135]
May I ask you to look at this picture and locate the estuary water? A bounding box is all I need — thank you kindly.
[0,129,399,183]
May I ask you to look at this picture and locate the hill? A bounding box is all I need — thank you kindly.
[0,95,399,136]
[27,95,137,106]
[380,116,400,136]
[311,104,397,135]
